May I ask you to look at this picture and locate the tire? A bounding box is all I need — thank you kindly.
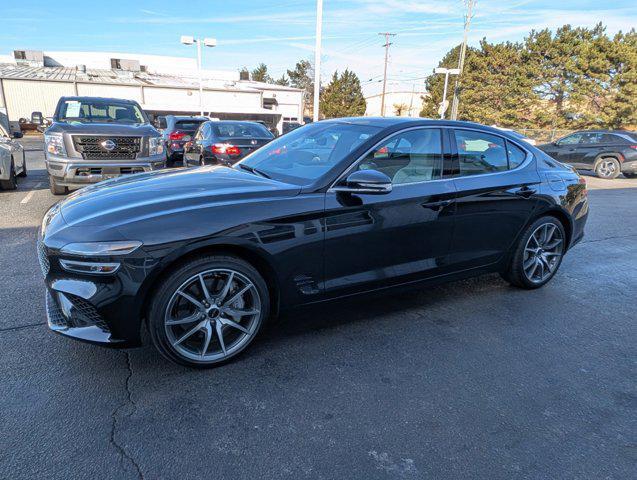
[623,172,637,179]
[594,157,620,179]
[148,254,270,368]
[17,152,27,177]
[0,160,17,190]
[500,216,566,289]
[49,175,68,195]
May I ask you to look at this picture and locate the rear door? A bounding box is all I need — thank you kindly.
[449,128,540,269]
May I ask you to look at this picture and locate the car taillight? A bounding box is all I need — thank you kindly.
[169,130,187,140]
[212,143,241,155]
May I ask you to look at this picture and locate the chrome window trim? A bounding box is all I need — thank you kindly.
[328,126,446,192]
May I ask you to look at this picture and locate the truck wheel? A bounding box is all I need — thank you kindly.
[595,158,620,179]
[0,160,18,190]
[49,175,68,195]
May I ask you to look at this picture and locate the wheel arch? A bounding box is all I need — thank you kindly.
[138,241,281,332]
[593,152,622,167]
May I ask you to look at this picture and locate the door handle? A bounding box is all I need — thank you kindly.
[422,199,452,211]
[514,186,536,198]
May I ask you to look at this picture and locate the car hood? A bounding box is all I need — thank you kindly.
[59,166,301,227]
[46,122,159,136]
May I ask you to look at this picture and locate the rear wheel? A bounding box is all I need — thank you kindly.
[148,255,269,368]
[595,157,620,179]
[49,175,68,195]
[0,160,17,190]
[501,216,566,289]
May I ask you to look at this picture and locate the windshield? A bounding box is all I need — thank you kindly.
[213,122,273,139]
[57,99,147,124]
[237,122,381,185]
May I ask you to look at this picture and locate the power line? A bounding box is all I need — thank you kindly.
[378,32,397,117]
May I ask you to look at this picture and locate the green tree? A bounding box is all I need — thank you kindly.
[274,74,290,86]
[320,69,366,118]
[287,59,314,116]
[251,63,273,83]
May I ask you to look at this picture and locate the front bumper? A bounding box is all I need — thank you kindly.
[46,153,166,187]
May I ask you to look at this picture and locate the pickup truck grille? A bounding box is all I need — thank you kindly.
[73,136,142,160]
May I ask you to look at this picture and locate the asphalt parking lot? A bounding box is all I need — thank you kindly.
[1,136,636,480]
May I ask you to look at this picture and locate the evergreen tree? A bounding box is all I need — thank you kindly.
[320,69,366,118]
[251,63,272,83]
[287,60,315,116]
[274,74,290,86]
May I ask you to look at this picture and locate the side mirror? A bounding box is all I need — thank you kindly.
[12,131,23,139]
[333,169,392,195]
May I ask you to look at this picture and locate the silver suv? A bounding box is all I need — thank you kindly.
[44,96,166,195]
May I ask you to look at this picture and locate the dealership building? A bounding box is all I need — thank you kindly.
[0,49,304,134]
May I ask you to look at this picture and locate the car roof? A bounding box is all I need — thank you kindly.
[59,96,139,104]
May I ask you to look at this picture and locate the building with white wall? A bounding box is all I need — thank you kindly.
[364,90,427,118]
[0,49,304,134]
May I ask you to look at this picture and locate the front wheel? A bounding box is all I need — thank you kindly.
[501,216,566,289]
[595,158,620,179]
[148,255,269,368]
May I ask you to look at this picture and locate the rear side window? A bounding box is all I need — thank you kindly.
[454,130,508,176]
[506,141,527,169]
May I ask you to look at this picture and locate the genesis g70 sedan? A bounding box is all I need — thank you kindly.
[38,118,589,367]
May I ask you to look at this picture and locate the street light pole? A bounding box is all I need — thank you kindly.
[450,0,476,120]
[434,67,460,119]
[313,0,323,122]
[181,36,217,117]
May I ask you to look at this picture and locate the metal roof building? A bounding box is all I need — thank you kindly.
[0,50,304,134]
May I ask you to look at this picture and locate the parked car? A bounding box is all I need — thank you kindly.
[38,118,588,367]
[184,121,274,167]
[0,124,26,190]
[44,96,166,195]
[538,130,637,179]
[156,115,208,166]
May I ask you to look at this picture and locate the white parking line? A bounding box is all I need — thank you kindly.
[20,182,42,204]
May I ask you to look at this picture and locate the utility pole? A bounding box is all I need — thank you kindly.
[313,0,323,122]
[450,0,475,121]
[378,32,396,117]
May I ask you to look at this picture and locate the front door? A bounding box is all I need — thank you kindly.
[449,128,541,269]
[323,127,456,298]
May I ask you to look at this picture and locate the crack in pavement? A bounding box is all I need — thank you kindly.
[109,350,144,480]
[579,233,637,245]
[0,322,45,334]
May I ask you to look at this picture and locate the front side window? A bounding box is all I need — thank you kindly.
[455,130,507,176]
[57,99,146,124]
[239,122,381,186]
[557,133,583,145]
[356,128,442,184]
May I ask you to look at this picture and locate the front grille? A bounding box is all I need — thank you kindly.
[37,238,50,277]
[73,136,141,160]
[45,291,110,333]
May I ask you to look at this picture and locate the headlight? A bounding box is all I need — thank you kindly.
[149,137,164,155]
[44,133,67,156]
[60,240,142,256]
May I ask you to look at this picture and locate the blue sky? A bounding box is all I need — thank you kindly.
[2,1,636,95]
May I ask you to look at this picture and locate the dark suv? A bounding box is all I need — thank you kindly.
[156,115,208,166]
[538,130,637,179]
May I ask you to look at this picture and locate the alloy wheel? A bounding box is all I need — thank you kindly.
[523,223,564,283]
[164,269,262,362]
[597,160,617,178]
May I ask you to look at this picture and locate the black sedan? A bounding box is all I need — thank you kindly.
[538,130,637,179]
[183,120,274,167]
[38,118,588,367]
